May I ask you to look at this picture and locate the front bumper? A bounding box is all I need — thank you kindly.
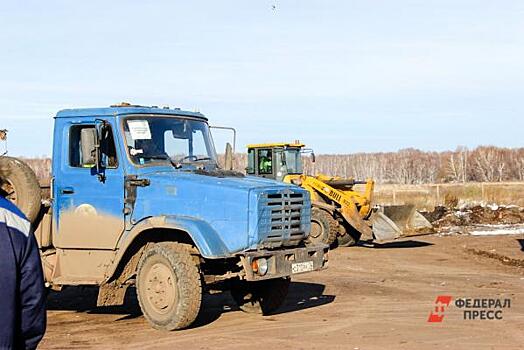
[238,244,329,281]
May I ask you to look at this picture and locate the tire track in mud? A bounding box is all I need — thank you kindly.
[466,248,524,269]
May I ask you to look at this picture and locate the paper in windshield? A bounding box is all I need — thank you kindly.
[127,120,152,140]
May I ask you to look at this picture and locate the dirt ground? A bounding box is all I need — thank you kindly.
[40,234,524,350]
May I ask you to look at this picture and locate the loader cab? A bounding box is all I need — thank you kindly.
[247,142,312,181]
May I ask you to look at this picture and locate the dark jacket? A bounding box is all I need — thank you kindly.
[0,197,46,350]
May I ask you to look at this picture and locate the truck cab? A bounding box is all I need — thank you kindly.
[30,105,328,330]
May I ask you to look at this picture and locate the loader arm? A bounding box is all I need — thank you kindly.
[299,175,374,240]
[306,175,375,217]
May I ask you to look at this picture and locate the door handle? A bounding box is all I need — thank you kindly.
[60,187,75,195]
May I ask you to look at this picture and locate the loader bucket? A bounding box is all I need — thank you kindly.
[371,212,403,242]
[371,204,433,242]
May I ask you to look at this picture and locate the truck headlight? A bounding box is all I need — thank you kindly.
[252,257,269,276]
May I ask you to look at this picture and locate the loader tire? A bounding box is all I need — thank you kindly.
[0,156,41,223]
[230,277,290,315]
[336,225,362,247]
[136,242,202,331]
[307,208,338,246]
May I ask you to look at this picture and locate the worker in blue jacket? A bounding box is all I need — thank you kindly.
[0,180,46,349]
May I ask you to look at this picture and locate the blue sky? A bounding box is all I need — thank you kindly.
[1,0,523,157]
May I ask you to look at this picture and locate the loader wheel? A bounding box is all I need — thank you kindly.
[0,156,41,223]
[307,208,338,246]
[336,225,362,247]
[136,242,202,331]
[230,277,290,315]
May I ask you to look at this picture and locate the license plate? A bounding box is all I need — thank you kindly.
[292,261,314,274]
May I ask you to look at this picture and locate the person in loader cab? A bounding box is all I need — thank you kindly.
[258,151,273,174]
[0,172,46,350]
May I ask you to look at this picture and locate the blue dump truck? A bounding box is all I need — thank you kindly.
[0,104,328,330]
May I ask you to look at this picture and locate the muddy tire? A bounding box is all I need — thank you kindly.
[336,224,362,247]
[136,242,202,331]
[230,277,290,315]
[307,208,338,246]
[0,156,41,223]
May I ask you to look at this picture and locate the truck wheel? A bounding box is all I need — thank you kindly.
[230,277,290,315]
[136,242,202,331]
[307,208,338,246]
[0,156,41,223]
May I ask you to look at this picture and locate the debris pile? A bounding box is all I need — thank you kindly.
[423,203,524,229]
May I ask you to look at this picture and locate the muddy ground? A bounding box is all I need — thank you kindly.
[40,233,524,350]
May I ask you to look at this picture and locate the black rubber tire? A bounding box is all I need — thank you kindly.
[307,208,338,246]
[136,242,202,331]
[0,156,41,223]
[336,224,362,247]
[230,277,290,315]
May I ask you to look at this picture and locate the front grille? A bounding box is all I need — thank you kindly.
[258,189,308,247]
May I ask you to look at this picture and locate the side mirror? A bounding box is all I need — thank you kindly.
[301,148,316,163]
[80,128,97,167]
[224,142,233,170]
[210,126,236,153]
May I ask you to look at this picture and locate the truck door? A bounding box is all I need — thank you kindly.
[54,122,125,249]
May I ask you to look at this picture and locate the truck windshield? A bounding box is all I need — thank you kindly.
[123,116,217,167]
[283,148,303,174]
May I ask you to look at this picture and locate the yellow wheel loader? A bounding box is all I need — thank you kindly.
[246,142,432,247]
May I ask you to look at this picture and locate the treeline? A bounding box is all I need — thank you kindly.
[19,146,524,185]
[226,146,524,184]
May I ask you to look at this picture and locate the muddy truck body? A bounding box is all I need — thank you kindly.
[0,106,328,330]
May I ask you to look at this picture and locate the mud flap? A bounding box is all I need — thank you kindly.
[97,282,130,307]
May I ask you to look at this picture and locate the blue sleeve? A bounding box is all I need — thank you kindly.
[17,230,46,350]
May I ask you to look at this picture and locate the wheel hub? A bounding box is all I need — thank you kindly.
[310,220,323,238]
[145,263,176,313]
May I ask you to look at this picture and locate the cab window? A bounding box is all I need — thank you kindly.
[69,125,118,168]
[247,149,255,174]
[258,149,273,174]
